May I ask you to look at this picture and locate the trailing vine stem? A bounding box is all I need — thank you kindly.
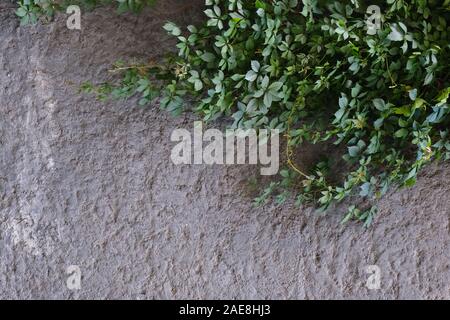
[285,105,311,180]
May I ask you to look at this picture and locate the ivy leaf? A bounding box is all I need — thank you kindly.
[251,60,261,72]
[360,182,372,197]
[372,98,387,111]
[245,70,258,82]
[163,22,181,36]
[348,146,360,157]
[424,73,434,86]
[200,52,216,62]
[394,128,408,138]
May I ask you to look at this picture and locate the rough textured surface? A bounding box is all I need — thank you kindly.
[0,1,449,300]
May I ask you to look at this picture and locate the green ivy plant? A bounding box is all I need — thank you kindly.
[15,0,156,25]
[84,0,449,225]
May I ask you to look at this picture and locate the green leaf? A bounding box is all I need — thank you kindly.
[372,98,387,111]
[408,89,417,101]
[424,73,434,85]
[16,7,28,17]
[245,70,257,82]
[394,128,408,138]
[348,146,360,157]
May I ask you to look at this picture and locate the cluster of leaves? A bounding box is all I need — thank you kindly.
[86,0,449,225]
[15,0,156,25]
